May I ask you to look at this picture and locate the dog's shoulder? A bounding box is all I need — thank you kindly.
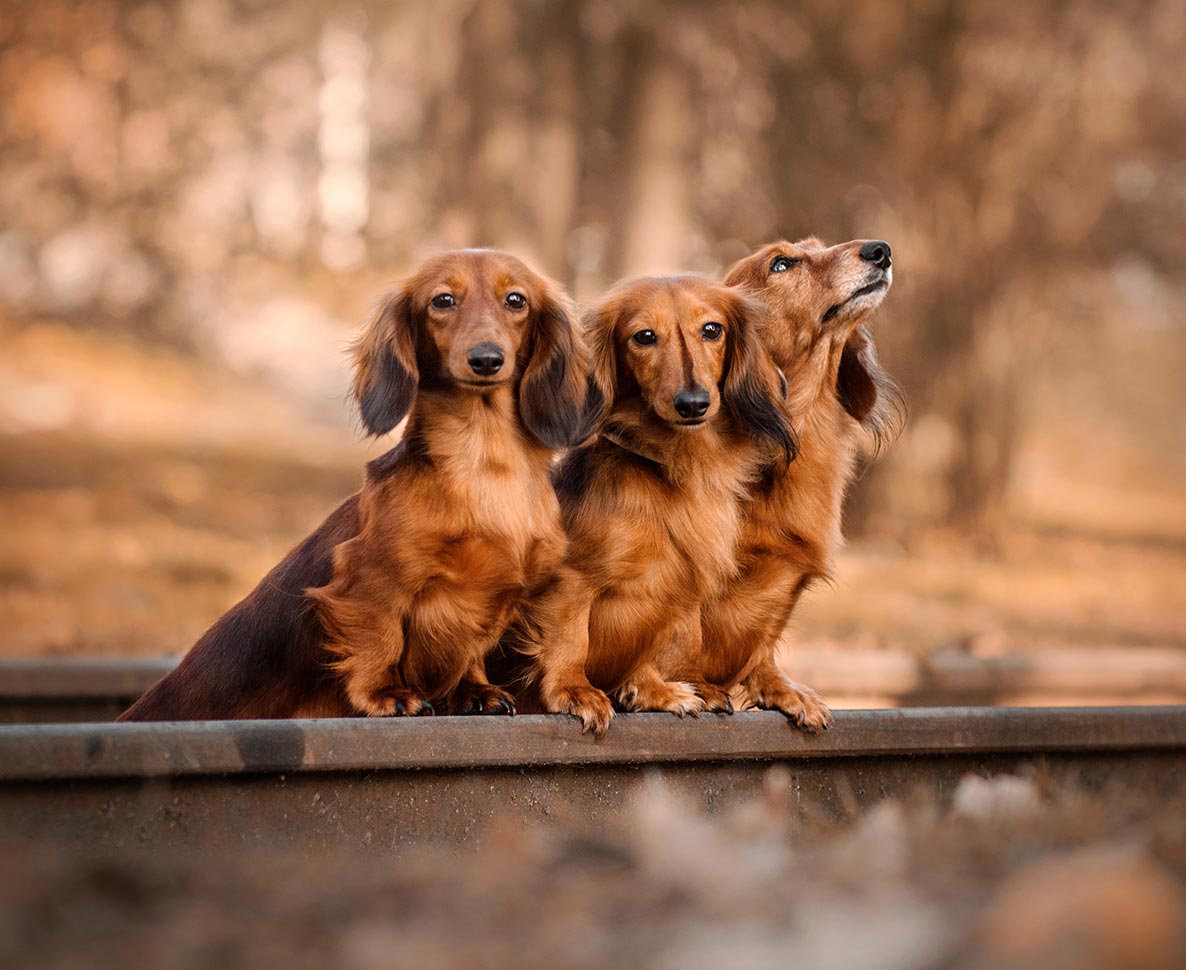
[551,443,597,501]
[363,439,427,487]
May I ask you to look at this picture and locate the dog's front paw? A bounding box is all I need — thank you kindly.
[691,681,735,714]
[616,679,705,717]
[756,681,832,733]
[362,688,435,718]
[544,684,614,738]
[450,683,517,716]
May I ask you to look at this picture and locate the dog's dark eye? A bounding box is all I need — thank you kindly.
[504,292,527,311]
[430,293,455,310]
[701,322,723,341]
[770,255,801,274]
[631,329,657,346]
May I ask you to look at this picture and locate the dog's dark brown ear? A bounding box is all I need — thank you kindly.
[352,289,418,436]
[721,290,797,465]
[837,325,905,455]
[836,329,878,422]
[517,280,593,449]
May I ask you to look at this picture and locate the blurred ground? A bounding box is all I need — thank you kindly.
[2,771,1184,970]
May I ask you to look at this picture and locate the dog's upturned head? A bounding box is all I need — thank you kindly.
[724,237,903,451]
[584,275,794,462]
[352,249,591,448]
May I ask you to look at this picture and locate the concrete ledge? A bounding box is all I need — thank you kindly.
[2,706,1184,782]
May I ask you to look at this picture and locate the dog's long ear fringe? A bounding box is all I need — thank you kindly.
[352,290,417,436]
[518,283,592,449]
[837,325,905,457]
[722,291,797,467]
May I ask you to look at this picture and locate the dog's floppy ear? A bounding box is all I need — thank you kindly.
[575,293,621,440]
[517,279,594,449]
[352,288,418,436]
[722,248,768,290]
[837,325,905,455]
[836,328,878,422]
[721,289,797,466]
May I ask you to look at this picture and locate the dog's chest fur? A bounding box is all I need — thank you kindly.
[572,431,755,627]
[430,399,559,546]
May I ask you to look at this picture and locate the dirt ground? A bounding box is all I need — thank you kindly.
[2,772,1184,970]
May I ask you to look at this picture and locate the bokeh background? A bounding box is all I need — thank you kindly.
[1,0,1184,703]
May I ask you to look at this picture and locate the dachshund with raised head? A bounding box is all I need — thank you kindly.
[522,275,794,736]
[121,249,590,721]
[641,237,903,731]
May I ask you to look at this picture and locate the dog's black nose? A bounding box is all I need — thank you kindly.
[673,387,711,420]
[859,240,892,270]
[467,342,505,376]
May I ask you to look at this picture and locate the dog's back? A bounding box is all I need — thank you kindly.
[118,490,362,721]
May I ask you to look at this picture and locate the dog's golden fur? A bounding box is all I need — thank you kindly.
[308,249,592,717]
[523,275,794,736]
[122,249,590,721]
[644,238,904,731]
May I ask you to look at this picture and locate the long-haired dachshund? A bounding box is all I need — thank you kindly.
[121,249,590,721]
[640,237,903,731]
[521,275,794,736]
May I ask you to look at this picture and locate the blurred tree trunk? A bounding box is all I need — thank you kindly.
[617,50,693,276]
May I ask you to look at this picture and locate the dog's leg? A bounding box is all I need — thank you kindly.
[647,614,734,713]
[740,657,832,732]
[532,568,614,737]
[309,547,434,718]
[338,625,434,718]
[448,660,516,715]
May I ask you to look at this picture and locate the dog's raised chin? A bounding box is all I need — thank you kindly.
[824,264,892,326]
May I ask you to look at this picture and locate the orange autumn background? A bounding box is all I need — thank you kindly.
[1,0,1184,703]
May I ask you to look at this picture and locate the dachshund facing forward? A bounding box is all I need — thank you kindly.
[121,249,590,721]
[522,275,794,736]
[642,237,904,731]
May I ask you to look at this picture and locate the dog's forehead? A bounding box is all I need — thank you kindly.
[412,251,535,294]
[677,291,732,324]
[746,238,815,267]
[620,278,724,326]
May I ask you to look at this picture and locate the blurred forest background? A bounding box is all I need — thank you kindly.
[1,0,1184,693]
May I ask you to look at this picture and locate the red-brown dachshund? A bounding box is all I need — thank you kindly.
[642,237,903,730]
[521,275,794,736]
[121,249,592,721]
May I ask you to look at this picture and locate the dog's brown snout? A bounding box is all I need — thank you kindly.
[467,342,505,376]
[859,240,891,270]
[673,386,711,420]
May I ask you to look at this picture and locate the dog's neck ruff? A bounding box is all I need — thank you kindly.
[602,423,667,467]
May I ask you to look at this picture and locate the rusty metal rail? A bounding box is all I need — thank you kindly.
[2,707,1183,854]
[4,649,1186,723]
